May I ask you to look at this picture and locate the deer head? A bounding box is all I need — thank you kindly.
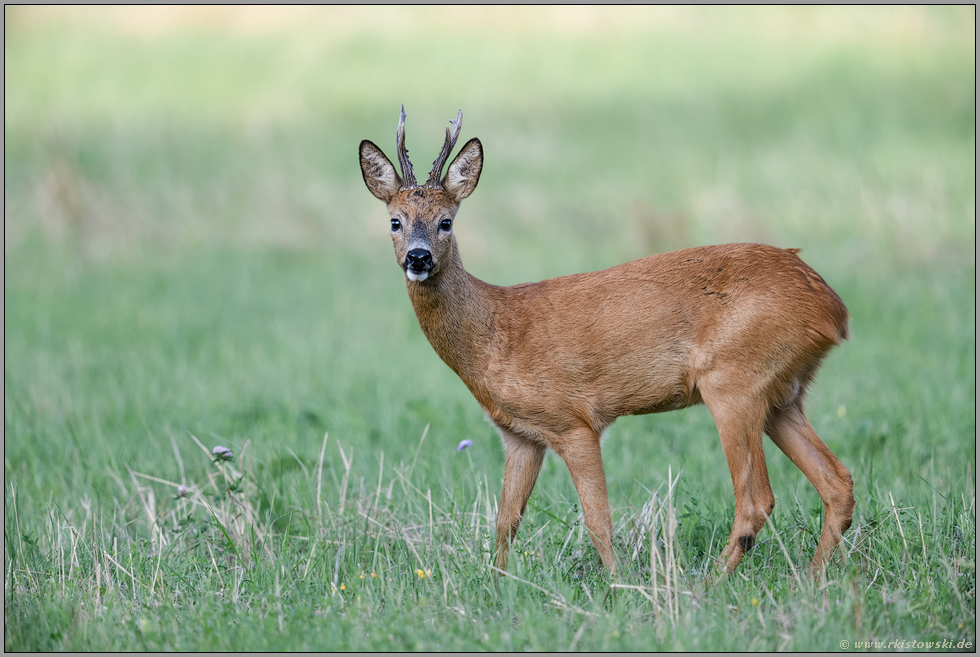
[359,106,484,283]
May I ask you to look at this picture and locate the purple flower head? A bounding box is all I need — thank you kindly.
[177,484,190,498]
[456,439,473,452]
[212,445,233,461]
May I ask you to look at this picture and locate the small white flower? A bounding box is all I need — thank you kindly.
[177,484,190,498]
[212,445,233,461]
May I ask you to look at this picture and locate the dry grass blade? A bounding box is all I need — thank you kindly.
[408,422,430,477]
[316,431,329,524]
[634,467,685,622]
[337,443,353,517]
[126,465,165,548]
[764,514,804,589]
[489,565,596,618]
[889,491,909,552]
[394,466,448,517]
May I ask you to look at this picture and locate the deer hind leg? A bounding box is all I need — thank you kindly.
[554,427,616,572]
[702,388,775,574]
[765,399,854,577]
[494,429,546,571]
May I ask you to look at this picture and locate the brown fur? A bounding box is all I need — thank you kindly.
[359,115,855,578]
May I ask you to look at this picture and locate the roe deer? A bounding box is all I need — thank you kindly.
[358,107,855,577]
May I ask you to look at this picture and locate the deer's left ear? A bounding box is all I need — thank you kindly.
[443,138,483,202]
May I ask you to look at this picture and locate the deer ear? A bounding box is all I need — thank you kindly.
[359,140,401,203]
[443,138,483,202]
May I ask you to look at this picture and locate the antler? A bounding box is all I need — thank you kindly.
[396,104,417,188]
[425,109,463,187]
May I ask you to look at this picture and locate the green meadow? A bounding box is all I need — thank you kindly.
[4,7,975,651]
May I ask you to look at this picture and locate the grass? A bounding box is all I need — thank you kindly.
[4,6,976,651]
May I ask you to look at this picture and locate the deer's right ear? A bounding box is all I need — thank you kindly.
[359,140,401,203]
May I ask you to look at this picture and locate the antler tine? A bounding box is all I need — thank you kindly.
[396,104,417,188]
[425,109,463,187]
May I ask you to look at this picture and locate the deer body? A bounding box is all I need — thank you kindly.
[360,108,855,576]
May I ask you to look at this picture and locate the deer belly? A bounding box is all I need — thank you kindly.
[480,359,697,439]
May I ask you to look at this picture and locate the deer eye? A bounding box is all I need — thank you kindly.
[439,218,453,232]
[390,218,401,232]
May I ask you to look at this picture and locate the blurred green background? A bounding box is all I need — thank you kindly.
[4,2,975,570]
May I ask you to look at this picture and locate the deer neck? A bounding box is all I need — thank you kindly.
[405,243,494,391]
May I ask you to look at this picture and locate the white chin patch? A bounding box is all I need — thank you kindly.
[406,270,429,283]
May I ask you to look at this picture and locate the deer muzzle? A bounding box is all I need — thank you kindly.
[404,248,434,281]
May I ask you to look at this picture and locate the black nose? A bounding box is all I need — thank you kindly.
[405,248,433,272]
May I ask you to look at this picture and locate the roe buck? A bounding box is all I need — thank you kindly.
[358,107,855,577]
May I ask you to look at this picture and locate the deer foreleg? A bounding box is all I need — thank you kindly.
[555,428,617,573]
[494,430,546,571]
